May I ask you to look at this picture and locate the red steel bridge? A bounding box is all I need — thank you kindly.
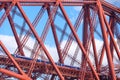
[0,0,120,80]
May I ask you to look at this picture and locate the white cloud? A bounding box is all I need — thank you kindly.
[0,35,36,57]
[0,35,119,64]
[0,35,17,53]
[0,35,59,61]
[0,35,120,77]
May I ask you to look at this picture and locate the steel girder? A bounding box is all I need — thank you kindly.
[0,0,120,80]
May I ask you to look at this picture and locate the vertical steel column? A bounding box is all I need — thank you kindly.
[59,2,99,80]
[109,17,115,59]
[81,5,89,80]
[16,2,64,80]
[97,0,116,79]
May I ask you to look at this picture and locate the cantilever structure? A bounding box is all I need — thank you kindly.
[0,0,120,80]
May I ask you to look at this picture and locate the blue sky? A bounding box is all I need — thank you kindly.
[0,1,120,78]
[0,3,107,64]
[0,0,120,57]
[0,0,120,48]
[0,6,82,46]
[0,0,119,38]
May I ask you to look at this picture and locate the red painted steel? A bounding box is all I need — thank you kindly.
[0,0,120,80]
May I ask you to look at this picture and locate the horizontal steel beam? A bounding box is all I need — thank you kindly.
[0,0,120,16]
[0,0,96,6]
[0,55,93,78]
[0,0,96,3]
[0,55,119,79]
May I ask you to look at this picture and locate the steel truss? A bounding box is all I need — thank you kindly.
[0,0,120,80]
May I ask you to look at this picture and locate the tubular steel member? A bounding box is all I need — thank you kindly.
[109,17,115,59]
[97,0,116,80]
[47,6,64,64]
[80,5,90,80]
[0,54,94,79]
[0,0,120,80]
[0,41,31,80]
[47,4,64,80]
[88,9,99,73]
[59,1,100,80]
[16,2,64,80]
[62,8,84,62]
[5,7,25,56]
[103,14,120,60]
